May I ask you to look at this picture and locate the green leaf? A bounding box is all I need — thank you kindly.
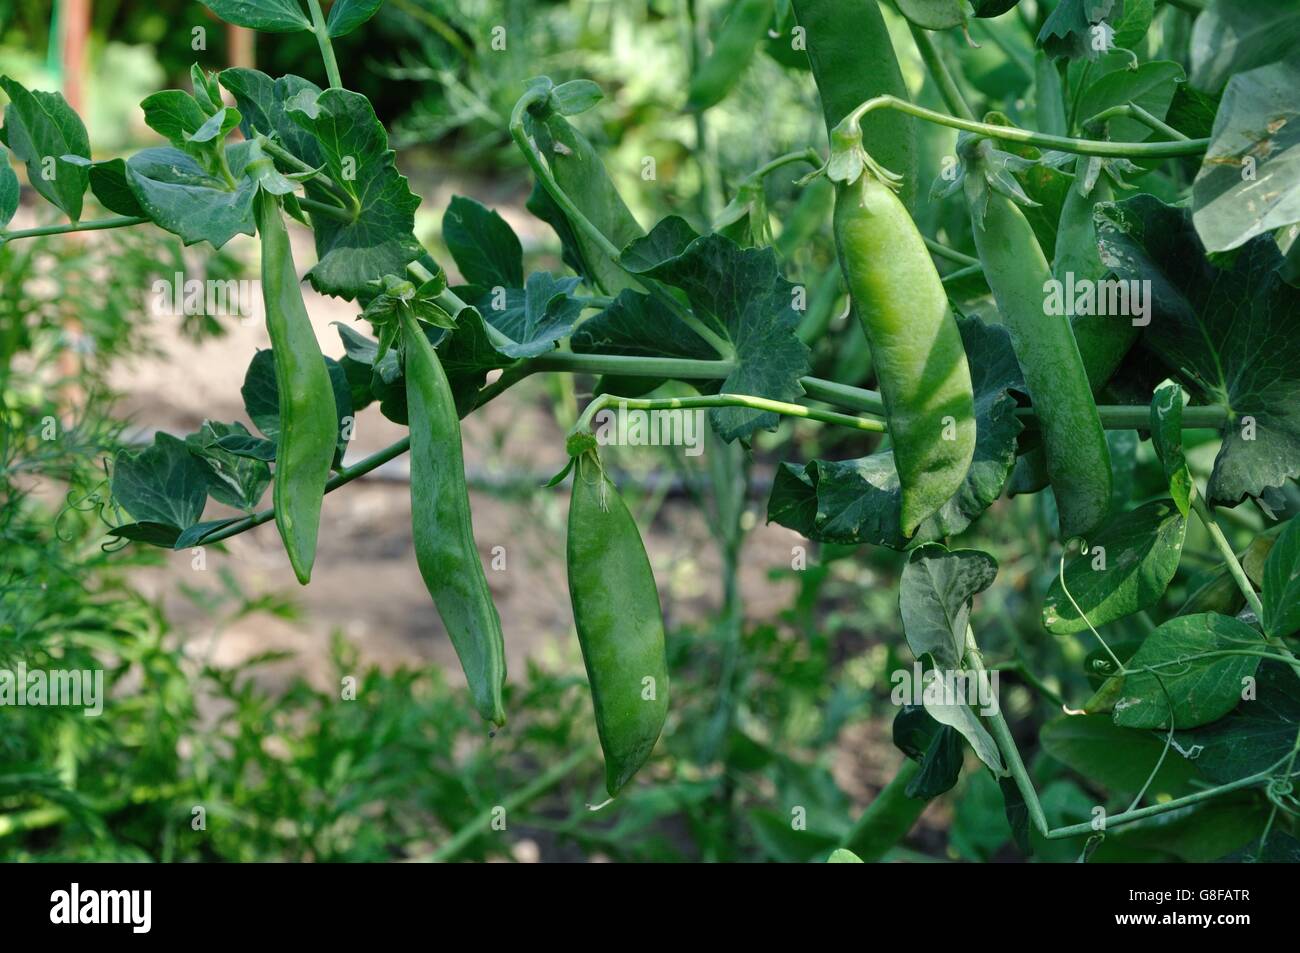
[1075,60,1183,143]
[0,76,90,221]
[200,0,312,33]
[1190,0,1300,93]
[921,671,1004,775]
[549,80,604,117]
[442,195,524,289]
[1107,613,1263,730]
[765,317,1023,548]
[899,544,998,670]
[60,155,145,217]
[1192,57,1300,254]
[1040,713,1197,795]
[110,433,209,532]
[1261,516,1300,638]
[893,706,964,799]
[998,777,1032,857]
[0,143,18,228]
[185,420,272,511]
[1149,382,1192,516]
[283,87,422,298]
[895,1,967,31]
[327,0,385,37]
[475,272,583,358]
[1174,662,1300,783]
[1042,499,1187,634]
[108,521,184,547]
[1097,196,1300,506]
[241,349,353,463]
[125,143,258,248]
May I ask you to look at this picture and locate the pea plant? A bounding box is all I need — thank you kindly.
[3,0,1299,862]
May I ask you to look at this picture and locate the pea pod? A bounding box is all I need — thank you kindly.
[966,157,1111,539]
[566,449,669,797]
[687,0,773,111]
[829,131,977,536]
[402,311,507,726]
[254,190,337,585]
[792,0,918,209]
[527,101,643,297]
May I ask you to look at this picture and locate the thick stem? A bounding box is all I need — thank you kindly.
[306,0,343,89]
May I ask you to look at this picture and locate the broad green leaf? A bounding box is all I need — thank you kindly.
[765,317,1023,548]
[185,420,271,512]
[60,155,144,217]
[899,544,998,669]
[1040,714,1197,794]
[826,848,863,863]
[200,0,312,33]
[1174,662,1300,783]
[1108,613,1263,730]
[922,671,1004,775]
[215,433,277,462]
[1190,0,1300,93]
[1097,196,1300,506]
[283,87,422,298]
[1075,60,1183,144]
[174,517,245,549]
[1224,831,1300,863]
[0,143,17,227]
[241,349,353,462]
[1261,516,1300,637]
[893,705,963,799]
[1037,0,1123,63]
[0,76,90,221]
[108,521,184,547]
[442,195,524,289]
[1042,499,1186,634]
[474,272,583,358]
[1093,795,1270,863]
[1149,382,1191,516]
[549,80,604,117]
[111,433,209,532]
[1192,57,1300,254]
[949,771,1010,861]
[125,143,258,248]
[327,0,384,37]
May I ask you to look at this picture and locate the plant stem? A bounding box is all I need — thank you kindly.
[923,236,980,267]
[298,197,355,223]
[1190,492,1265,620]
[842,95,1210,159]
[532,351,736,379]
[746,147,824,183]
[1083,102,1189,141]
[569,393,888,438]
[908,22,975,121]
[1,215,149,243]
[306,0,343,89]
[1017,403,1227,430]
[420,743,597,862]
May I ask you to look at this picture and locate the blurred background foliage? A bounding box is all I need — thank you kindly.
[1,0,1275,862]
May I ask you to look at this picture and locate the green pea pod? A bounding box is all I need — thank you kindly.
[402,312,507,727]
[1053,168,1139,392]
[833,165,977,536]
[566,450,669,797]
[529,105,643,297]
[792,0,918,209]
[687,0,773,111]
[969,184,1112,539]
[254,190,337,585]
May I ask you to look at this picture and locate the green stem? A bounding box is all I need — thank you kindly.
[257,137,358,213]
[1083,102,1189,141]
[306,0,343,89]
[923,236,980,267]
[1190,492,1265,620]
[569,392,888,438]
[908,22,976,121]
[298,197,355,223]
[746,147,823,183]
[532,351,736,379]
[508,87,734,360]
[422,743,597,862]
[842,95,1209,159]
[1,215,149,243]
[1017,404,1228,430]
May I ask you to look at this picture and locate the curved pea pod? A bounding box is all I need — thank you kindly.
[1053,167,1139,392]
[687,0,773,111]
[792,0,918,209]
[529,107,643,297]
[402,312,507,726]
[833,170,977,536]
[254,190,337,585]
[970,185,1112,540]
[566,451,669,797]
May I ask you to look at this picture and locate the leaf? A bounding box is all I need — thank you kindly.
[998,777,1032,857]
[327,0,385,37]
[1192,56,1300,254]
[125,143,258,248]
[1074,60,1183,143]
[442,195,524,290]
[899,544,998,669]
[108,521,184,547]
[185,420,272,511]
[1261,516,1300,638]
[1148,382,1192,516]
[922,670,1004,775]
[174,517,244,549]
[765,317,1023,548]
[110,433,209,532]
[60,156,145,217]
[1105,613,1263,730]
[826,848,863,863]
[475,272,583,358]
[893,706,964,799]
[1037,0,1123,63]
[0,143,18,228]
[895,0,967,31]
[1174,662,1300,783]
[1040,714,1197,794]
[283,87,422,298]
[1190,0,1300,93]
[200,0,312,33]
[241,349,353,463]
[0,76,90,221]
[1097,196,1300,506]
[549,80,604,117]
